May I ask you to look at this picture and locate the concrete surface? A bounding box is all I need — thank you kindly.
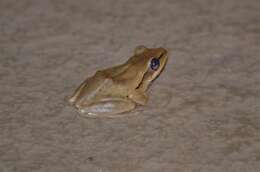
[1,0,260,171]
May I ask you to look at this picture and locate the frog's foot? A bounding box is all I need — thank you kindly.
[75,97,136,118]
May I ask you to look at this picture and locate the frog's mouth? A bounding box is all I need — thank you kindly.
[136,51,168,90]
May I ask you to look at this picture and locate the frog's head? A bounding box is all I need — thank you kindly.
[128,45,168,90]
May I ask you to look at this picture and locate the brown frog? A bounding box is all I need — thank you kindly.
[68,46,168,117]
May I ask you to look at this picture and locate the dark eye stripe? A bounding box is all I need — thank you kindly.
[150,58,160,70]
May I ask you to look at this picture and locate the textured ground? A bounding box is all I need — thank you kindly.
[1,0,260,172]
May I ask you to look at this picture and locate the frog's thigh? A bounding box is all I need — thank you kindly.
[129,90,148,105]
[69,73,111,105]
[78,97,136,117]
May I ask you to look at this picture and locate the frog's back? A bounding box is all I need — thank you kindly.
[94,71,129,97]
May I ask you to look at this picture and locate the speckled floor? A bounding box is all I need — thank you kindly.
[1,0,260,172]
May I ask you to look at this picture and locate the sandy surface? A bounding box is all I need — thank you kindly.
[1,0,260,171]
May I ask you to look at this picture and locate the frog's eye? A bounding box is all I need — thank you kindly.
[150,58,160,71]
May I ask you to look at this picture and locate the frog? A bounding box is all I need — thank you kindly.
[68,45,168,117]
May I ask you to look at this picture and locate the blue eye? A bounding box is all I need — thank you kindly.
[150,58,160,70]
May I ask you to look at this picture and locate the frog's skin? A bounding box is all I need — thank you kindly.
[68,46,168,117]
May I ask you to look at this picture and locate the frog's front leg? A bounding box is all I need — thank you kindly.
[76,97,136,117]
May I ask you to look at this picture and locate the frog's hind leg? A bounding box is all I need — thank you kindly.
[68,72,107,105]
[77,97,136,118]
[68,80,88,105]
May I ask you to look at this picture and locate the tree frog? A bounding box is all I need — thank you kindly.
[68,46,168,117]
